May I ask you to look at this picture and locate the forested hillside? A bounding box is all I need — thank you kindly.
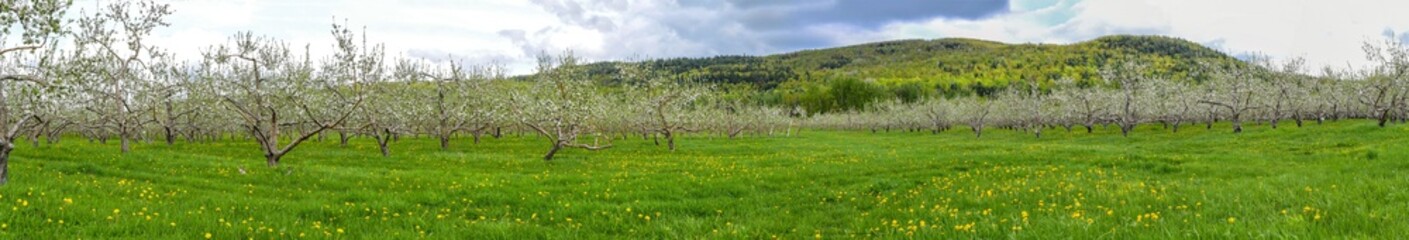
[574,35,1244,113]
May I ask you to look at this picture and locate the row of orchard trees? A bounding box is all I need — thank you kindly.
[0,0,796,185]
[806,44,1409,138]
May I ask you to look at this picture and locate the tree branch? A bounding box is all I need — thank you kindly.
[564,142,612,151]
[0,46,41,57]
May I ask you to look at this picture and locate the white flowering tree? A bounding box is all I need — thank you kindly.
[620,62,705,151]
[206,29,364,167]
[0,0,69,185]
[1198,60,1262,133]
[1101,61,1152,137]
[1358,39,1409,127]
[509,52,612,161]
[71,0,172,153]
[323,24,397,157]
[400,59,504,149]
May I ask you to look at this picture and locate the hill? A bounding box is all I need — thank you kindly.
[584,35,1238,89]
[562,35,1245,113]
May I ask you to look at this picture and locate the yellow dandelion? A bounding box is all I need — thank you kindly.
[204,233,212,239]
[1226,217,1236,224]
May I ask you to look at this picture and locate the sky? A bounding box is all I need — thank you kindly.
[71,0,1409,74]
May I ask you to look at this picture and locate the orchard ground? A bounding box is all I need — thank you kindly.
[2,120,1406,239]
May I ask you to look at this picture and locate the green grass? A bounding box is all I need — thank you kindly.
[3,120,1408,239]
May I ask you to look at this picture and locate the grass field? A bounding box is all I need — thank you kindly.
[2,120,1407,239]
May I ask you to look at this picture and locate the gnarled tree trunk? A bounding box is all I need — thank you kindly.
[265,152,283,167]
[664,131,676,151]
[543,141,564,161]
[0,145,11,185]
[120,136,131,153]
[376,129,392,157]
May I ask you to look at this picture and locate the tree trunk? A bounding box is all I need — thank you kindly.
[439,135,451,150]
[378,129,392,157]
[665,131,676,151]
[335,132,346,147]
[266,152,282,167]
[164,127,176,145]
[0,145,11,185]
[120,136,131,153]
[378,139,390,157]
[47,130,61,144]
[544,141,564,161]
[1378,109,1391,127]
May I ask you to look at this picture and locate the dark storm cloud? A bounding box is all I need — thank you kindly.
[728,0,1010,50]
[731,0,1009,30]
[512,0,1011,59]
